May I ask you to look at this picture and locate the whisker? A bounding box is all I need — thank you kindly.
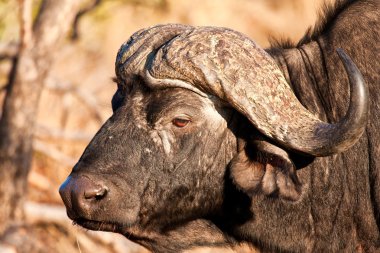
[76,237,82,253]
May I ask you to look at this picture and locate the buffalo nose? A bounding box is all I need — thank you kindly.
[59,176,108,217]
[84,184,108,200]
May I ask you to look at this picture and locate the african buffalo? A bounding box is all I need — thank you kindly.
[60,0,380,252]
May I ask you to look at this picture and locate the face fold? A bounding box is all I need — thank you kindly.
[59,84,237,239]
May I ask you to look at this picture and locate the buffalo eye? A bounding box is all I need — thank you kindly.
[172,117,190,128]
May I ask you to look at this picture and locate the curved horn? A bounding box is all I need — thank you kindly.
[115,24,192,83]
[306,48,369,155]
[116,25,368,156]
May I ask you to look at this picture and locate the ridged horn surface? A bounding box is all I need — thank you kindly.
[116,24,368,156]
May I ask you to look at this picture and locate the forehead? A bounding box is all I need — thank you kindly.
[122,85,227,127]
[116,73,211,108]
[141,87,211,123]
[145,87,207,110]
[117,76,230,123]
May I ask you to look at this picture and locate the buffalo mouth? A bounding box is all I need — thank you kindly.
[73,218,128,233]
[73,217,148,244]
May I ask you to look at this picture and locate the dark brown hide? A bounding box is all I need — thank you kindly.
[60,0,380,252]
[60,86,243,252]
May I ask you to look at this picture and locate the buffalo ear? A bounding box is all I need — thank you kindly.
[230,140,302,201]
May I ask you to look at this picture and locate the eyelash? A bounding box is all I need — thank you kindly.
[172,118,190,128]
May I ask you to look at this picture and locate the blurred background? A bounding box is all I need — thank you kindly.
[0,0,327,252]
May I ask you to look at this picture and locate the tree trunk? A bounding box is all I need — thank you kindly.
[0,0,82,235]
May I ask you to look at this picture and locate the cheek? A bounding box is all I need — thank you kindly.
[135,128,235,226]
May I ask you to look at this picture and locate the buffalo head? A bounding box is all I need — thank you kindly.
[59,24,368,252]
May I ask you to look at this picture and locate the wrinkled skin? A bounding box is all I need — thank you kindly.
[60,0,380,252]
[60,82,247,251]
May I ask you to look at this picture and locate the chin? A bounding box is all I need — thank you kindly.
[69,212,138,234]
[73,218,118,232]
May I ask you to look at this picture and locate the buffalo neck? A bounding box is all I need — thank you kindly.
[268,40,345,124]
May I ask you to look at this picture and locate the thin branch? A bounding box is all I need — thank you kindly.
[0,84,8,92]
[44,77,75,92]
[18,0,33,49]
[71,0,102,41]
[28,171,52,191]
[0,0,85,234]
[0,42,19,61]
[44,78,104,123]
[35,124,93,142]
[33,140,77,167]
[0,43,18,92]
[32,0,82,52]
[73,87,104,123]
[24,201,69,224]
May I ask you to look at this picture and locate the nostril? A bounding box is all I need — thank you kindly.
[84,185,108,200]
